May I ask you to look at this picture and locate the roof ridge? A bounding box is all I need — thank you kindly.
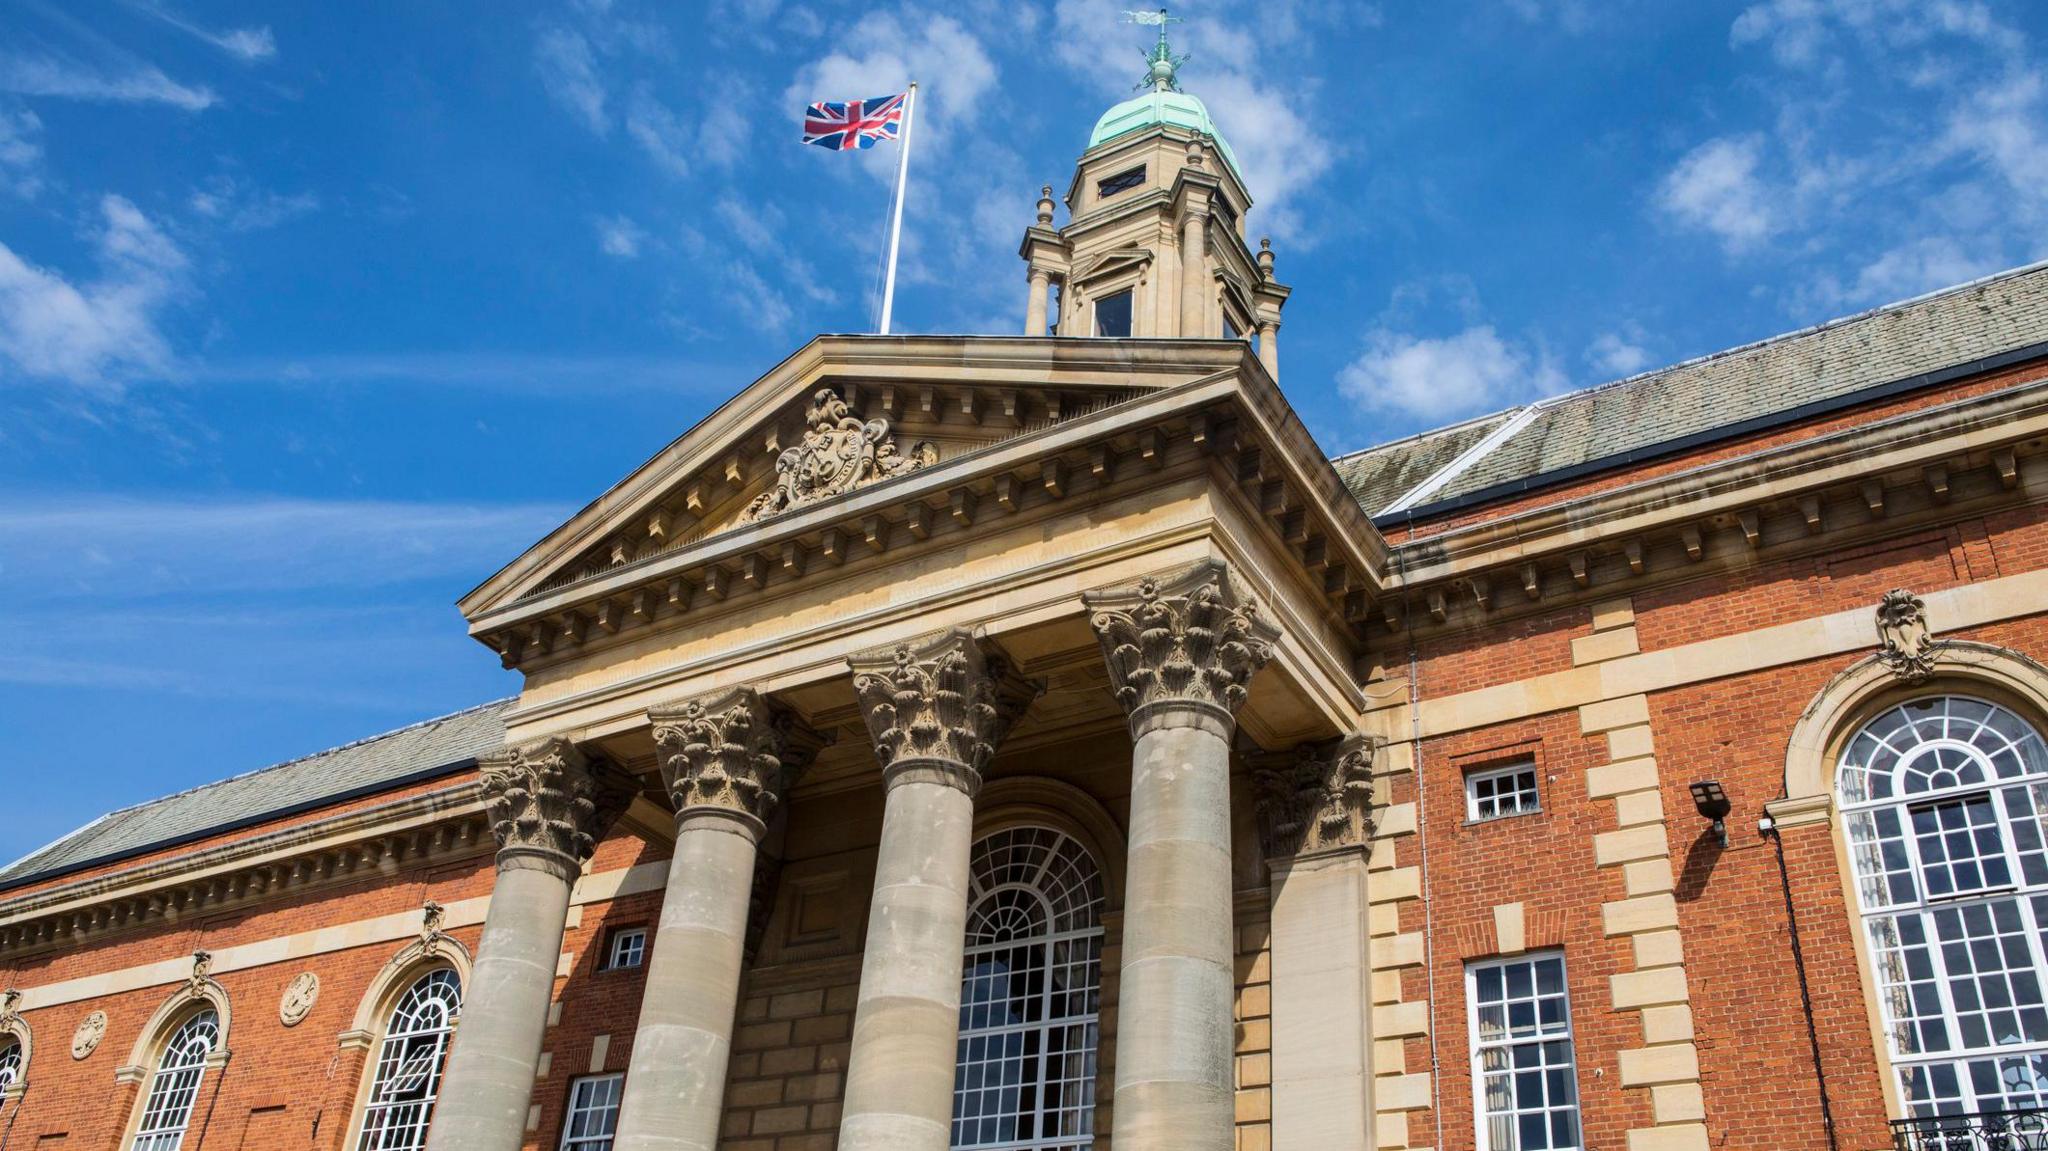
[1546,258,2048,410]
[1327,405,1527,464]
[64,698,513,827]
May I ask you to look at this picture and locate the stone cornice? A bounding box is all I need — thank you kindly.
[0,785,492,959]
[1380,374,2048,633]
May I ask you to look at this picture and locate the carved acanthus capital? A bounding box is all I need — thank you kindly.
[849,629,1041,794]
[1084,561,1280,732]
[649,688,830,834]
[740,388,936,523]
[1877,588,1944,684]
[1255,735,1381,860]
[478,738,636,873]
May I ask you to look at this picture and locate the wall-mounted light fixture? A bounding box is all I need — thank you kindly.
[1689,780,1731,848]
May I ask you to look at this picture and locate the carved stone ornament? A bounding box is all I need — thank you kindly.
[478,738,636,868]
[1876,588,1943,684]
[186,950,213,997]
[1084,561,1280,727]
[418,900,448,957]
[279,971,320,1027]
[649,688,828,829]
[71,1011,105,1060]
[740,388,936,523]
[849,629,1040,790]
[1255,735,1381,860]
[0,988,20,1032]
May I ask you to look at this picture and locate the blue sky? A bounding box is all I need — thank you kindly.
[3,0,2045,863]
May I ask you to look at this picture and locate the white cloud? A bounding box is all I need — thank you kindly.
[126,4,276,62]
[0,54,215,111]
[0,195,186,388]
[0,106,42,199]
[595,214,646,258]
[1339,325,1563,421]
[624,89,692,177]
[189,178,319,231]
[1587,331,1653,377]
[1656,135,1777,252]
[535,27,608,134]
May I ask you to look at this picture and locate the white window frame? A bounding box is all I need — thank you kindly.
[605,928,647,971]
[1466,952,1582,1151]
[558,1073,624,1151]
[130,1010,219,1151]
[1467,761,1541,822]
[355,968,462,1151]
[1838,694,2048,1117]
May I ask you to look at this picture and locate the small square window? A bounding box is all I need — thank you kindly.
[559,1073,623,1151]
[604,928,647,970]
[1468,762,1540,822]
[1094,289,1133,338]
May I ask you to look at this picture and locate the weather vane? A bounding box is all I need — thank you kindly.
[1121,8,1188,93]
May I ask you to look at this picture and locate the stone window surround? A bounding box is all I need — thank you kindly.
[1775,639,2048,1122]
[337,937,476,1151]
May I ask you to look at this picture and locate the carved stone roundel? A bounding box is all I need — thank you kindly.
[71,1010,106,1060]
[280,971,320,1027]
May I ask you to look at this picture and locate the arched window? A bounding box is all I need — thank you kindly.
[952,826,1105,1151]
[357,968,461,1151]
[0,1037,20,1108]
[131,1010,219,1151]
[1839,695,2048,1117]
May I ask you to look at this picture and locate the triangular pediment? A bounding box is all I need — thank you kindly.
[1070,248,1154,288]
[458,335,1234,629]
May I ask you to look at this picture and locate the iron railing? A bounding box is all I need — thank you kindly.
[1892,1108,2048,1150]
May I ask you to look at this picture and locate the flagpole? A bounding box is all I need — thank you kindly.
[878,81,916,335]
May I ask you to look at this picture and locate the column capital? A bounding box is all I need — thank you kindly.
[648,687,829,840]
[1254,733,1381,863]
[848,628,1040,796]
[478,737,636,879]
[1085,560,1280,735]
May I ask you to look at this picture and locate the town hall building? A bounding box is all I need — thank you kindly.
[6,33,2048,1151]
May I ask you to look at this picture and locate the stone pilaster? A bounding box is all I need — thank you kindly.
[612,688,825,1151]
[834,629,1038,1151]
[1085,561,1277,1151]
[1255,736,1380,1151]
[424,738,633,1151]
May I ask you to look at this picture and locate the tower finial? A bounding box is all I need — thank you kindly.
[1122,8,1187,93]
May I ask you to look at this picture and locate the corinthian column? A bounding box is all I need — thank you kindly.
[426,738,633,1151]
[835,630,1038,1151]
[612,689,825,1151]
[1084,561,1278,1151]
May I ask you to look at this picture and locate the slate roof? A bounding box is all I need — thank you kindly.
[0,700,511,893]
[1337,260,2048,521]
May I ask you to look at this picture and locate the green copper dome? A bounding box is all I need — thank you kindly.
[1087,89,1243,180]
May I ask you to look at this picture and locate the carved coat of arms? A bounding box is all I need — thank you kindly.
[71,1010,106,1060]
[1876,588,1941,683]
[741,389,935,523]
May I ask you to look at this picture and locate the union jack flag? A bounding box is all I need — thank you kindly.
[802,92,906,151]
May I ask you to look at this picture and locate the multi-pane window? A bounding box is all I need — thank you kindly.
[0,1038,19,1110]
[1839,695,2048,1117]
[1093,290,1132,338]
[1095,166,1144,198]
[606,928,647,971]
[357,968,462,1151]
[559,1074,623,1151]
[952,827,1104,1151]
[1468,763,1541,821]
[131,1010,219,1151]
[1468,954,1582,1151]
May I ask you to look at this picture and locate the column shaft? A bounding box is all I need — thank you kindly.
[1115,710,1238,1150]
[425,855,577,1151]
[425,739,629,1151]
[835,772,977,1151]
[1259,321,1280,379]
[611,815,758,1151]
[1179,213,1207,337]
[1025,268,1050,335]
